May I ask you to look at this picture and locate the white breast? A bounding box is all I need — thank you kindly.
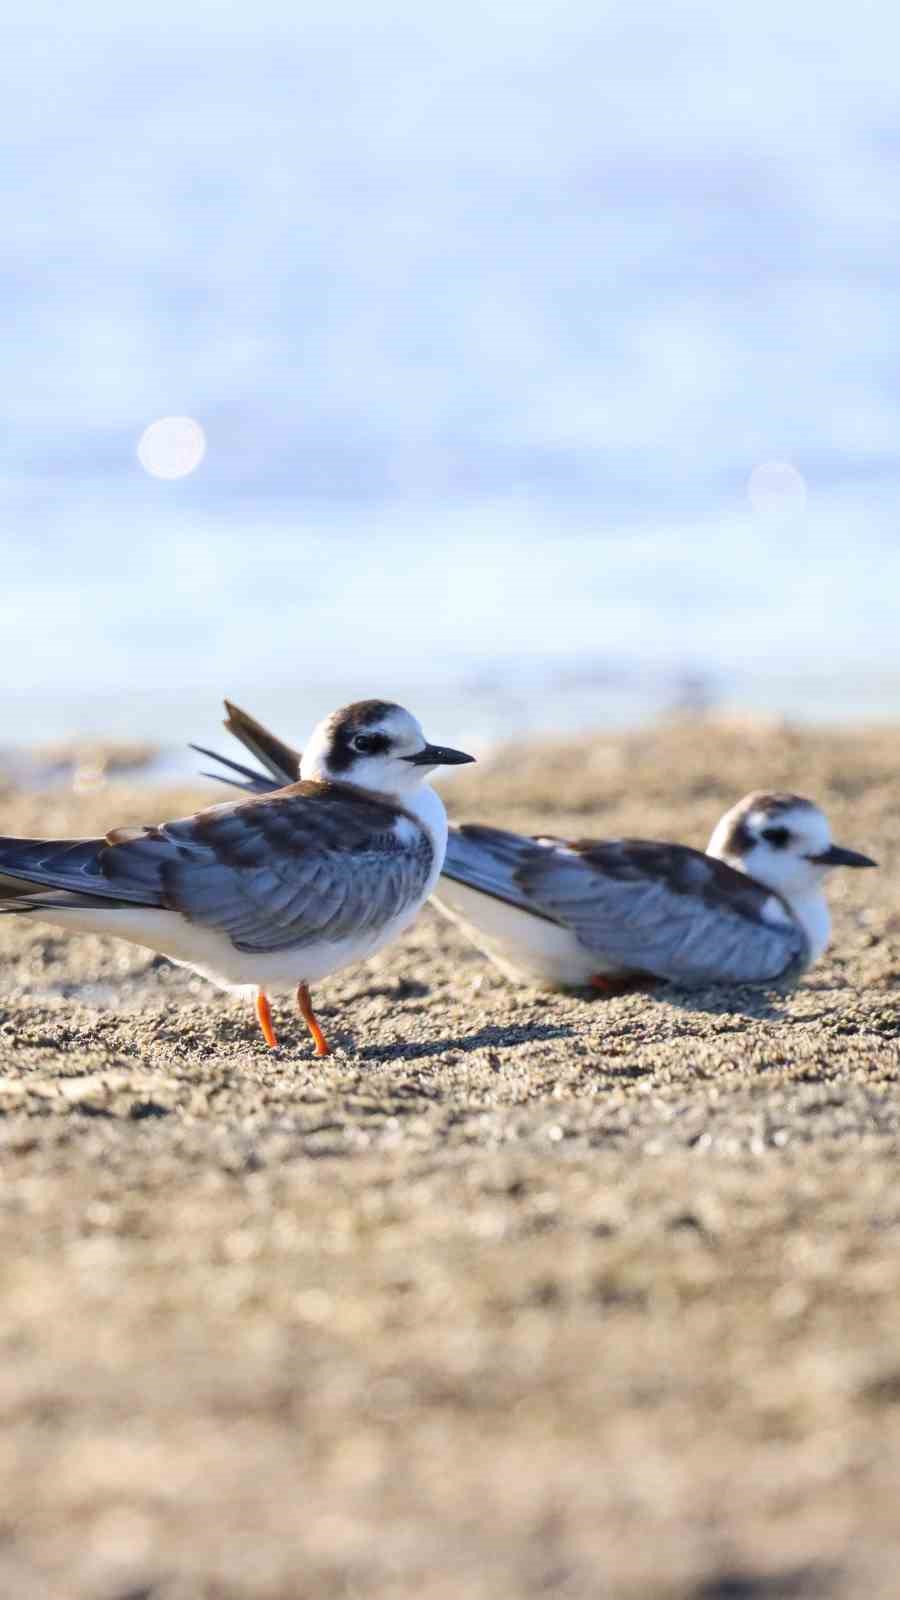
[403,782,449,895]
[783,892,830,965]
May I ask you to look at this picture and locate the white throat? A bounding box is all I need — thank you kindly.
[781,887,831,964]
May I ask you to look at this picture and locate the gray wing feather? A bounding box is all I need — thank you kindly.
[0,786,433,954]
[190,700,301,794]
[440,825,558,922]
[126,790,432,953]
[0,836,162,906]
[190,746,274,794]
[222,700,301,785]
[191,700,301,794]
[519,840,807,984]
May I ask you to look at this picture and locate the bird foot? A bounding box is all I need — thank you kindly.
[588,973,651,997]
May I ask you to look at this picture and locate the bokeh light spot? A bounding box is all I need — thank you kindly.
[747,460,807,517]
[137,416,207,480]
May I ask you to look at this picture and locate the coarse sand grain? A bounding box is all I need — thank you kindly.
[0,717,898,1600]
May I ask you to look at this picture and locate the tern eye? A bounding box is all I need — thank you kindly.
[352,732,389,755]
[762,825,790,848]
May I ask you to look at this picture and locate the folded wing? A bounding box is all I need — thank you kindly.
[0,785,433,954]
[518,839,808,984]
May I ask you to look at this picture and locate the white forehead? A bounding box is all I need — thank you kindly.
[372,706,424,745]
[747,801,830,849]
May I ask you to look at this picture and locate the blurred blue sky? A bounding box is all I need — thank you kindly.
[2,0,900,743]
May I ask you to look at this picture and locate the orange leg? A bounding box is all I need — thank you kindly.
[589,973,650,996]
[297,982,331,1058]
[255,989,278,1049]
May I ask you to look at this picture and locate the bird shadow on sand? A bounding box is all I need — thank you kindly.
[562,973,791,1025]
[658,983,792,1025]
[357,1020,575,1065]
[341,976,432,1002]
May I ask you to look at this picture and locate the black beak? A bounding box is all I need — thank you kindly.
[810,844,878,869]
[404,743,475,767]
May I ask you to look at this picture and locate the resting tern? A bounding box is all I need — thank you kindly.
[434,795,876,989]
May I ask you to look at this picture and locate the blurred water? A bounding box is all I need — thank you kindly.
[2,0,900,745]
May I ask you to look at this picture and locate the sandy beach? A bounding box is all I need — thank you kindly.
[1,716,899,1600]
